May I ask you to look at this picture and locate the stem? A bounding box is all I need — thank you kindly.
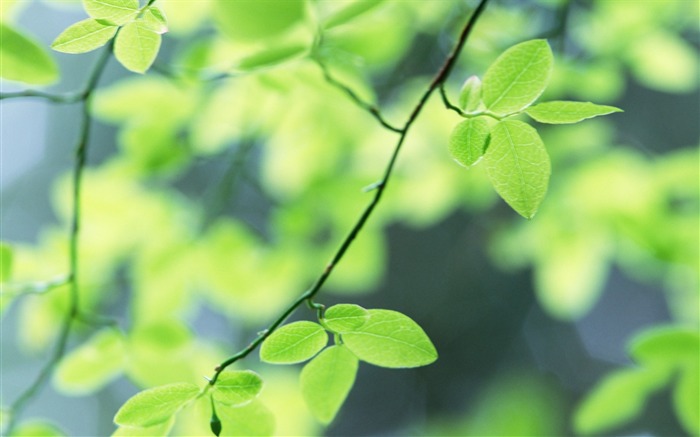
[209,0,490,384]
[4,45,112,435]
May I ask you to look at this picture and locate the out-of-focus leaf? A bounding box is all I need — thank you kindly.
[236,44,307,71]
[628,326,700,367]
[217,400,275,436]
[0,243,12,283]
[12,421,65,436]
[112,417,175,436]
[51,18,117,54]
[674,362,700,436]
[214,0,307,41]
[0,23,59,85]
[322,0,385,29]
[141,6,168,34]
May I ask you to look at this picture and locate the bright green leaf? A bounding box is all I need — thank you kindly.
[82,0,139,26]
[574,367,671,435]
[114,21,161,73]
[629,326,700,367]
[114,383,199,428]
[217,400,275,437]
[300,345,358,424]
[674,362,700,436]
[214,0,307,41]
[323,304,370,333]
[112,418,175,436]
[458,75,482,111]
[213,370,263,406]
[0,243,12,283]
[141,7,168,34]
[259,321,328,364]
[12,421,65,436]
[525,101,623,124]
[448,117,491,168]
[482,39,553,115]
[53,328,125,395]
[483,119,551,219]
[236,44,307,71]
[0,23,59,85]
[342,309,437,368]
[322,0,385,30]
[51,18,117,54]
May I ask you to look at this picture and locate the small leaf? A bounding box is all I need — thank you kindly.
[141,6,168,34]
[214,0,307,41]
[483,119,550,219]
[112,418,175,436]
[213,370,263,406]
[482,39,553,115]
[259,321,328,364]
[114,21,161,73]
[322,0,385,29]
[51,18,117,54]
[217,400,275,437]
[236,44,307,71]
[674,362,700,436]
[300,345,359,424]
[342,309,437,368]
[82,0,139,26]
[629,326,699,367]
[448,117,491,168]
[458,75,482,111]
[0,243,12,283]
[323,304,370,333]
[114,383,199,428]
[0,23,59,85]
[525,101,623,124]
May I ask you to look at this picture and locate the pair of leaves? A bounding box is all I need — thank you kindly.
[448,40,622,219]
[259,305,437,424]
[52,0,167,73]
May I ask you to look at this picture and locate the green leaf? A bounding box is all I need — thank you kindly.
[214,0,307,41]
[259,321,328,364]
[217,400,275,436]
[141,6,168,34]
[323,304,370,333]
[53,328,125,394]
[342,309,437,368]
[0,23,59,85]
[213,370,263,406]
[114,21,161,73]
[12,421,65,436]
[112,418,175,436]
[0,243,12,283]
[51,18,117,54]
[236,44,307,71]
[300,345,359,424]
[114,383,199,428]
[674,362,700,436]
[482,39,553,115]
[448,117,491,168]
[458,75,482,111]
[82,0,139,26]
[322,0,385,30]
[574,367,671,435]
[525,101,623,124]
[483,119,550,219]
[629,326,700,367]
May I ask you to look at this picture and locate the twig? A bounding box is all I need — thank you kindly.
[208,0,490,385]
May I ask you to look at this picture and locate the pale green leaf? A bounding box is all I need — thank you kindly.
[483,119,550,219]
[236,44,307,71]
[0,243,12,283]
[629,326,699,367]
[213,370,263,406]
[259,321,328,364]
[214,0,307,41]
[51,18,117,54]
[141,6,168,34]
[322,0,385,30]
[0,23,59,85]
[342,309,437,368]
[114,21,161,73]
[82,0,139,26]
[448,117,491,168]
[53,328,125,394]
[674,362,700,436]
[482,39,553,115]
[114,383,199,427]
[574,367,671,435]
[300,345,358,424]
[525,101,622,124]
[323,304,369,333]
[217,400,275,437]
[112,418,175,436]
[12,421,65,436]
[458,75,482,111]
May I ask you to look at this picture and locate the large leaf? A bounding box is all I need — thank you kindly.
[82,0,139,26]
[322,0,385,30]
[674,362,700,436]
[51,18,117,54]
[342,309,437,368]
[213,370,263,406]
[114,21,161,73]
[482,39,553,115]
[114,383,199,427]
[483,119,550,219]
[448,117,491,168]
[0,23,58,85]
[628,326,700,367]
[323,304,369,333]
[525,101,623,124]
[214,0,307,41]
[300,345,358,424]
[217,400,275,437]
[259,321,328,364]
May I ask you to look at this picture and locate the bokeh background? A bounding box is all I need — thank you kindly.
[1,0,698,436]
